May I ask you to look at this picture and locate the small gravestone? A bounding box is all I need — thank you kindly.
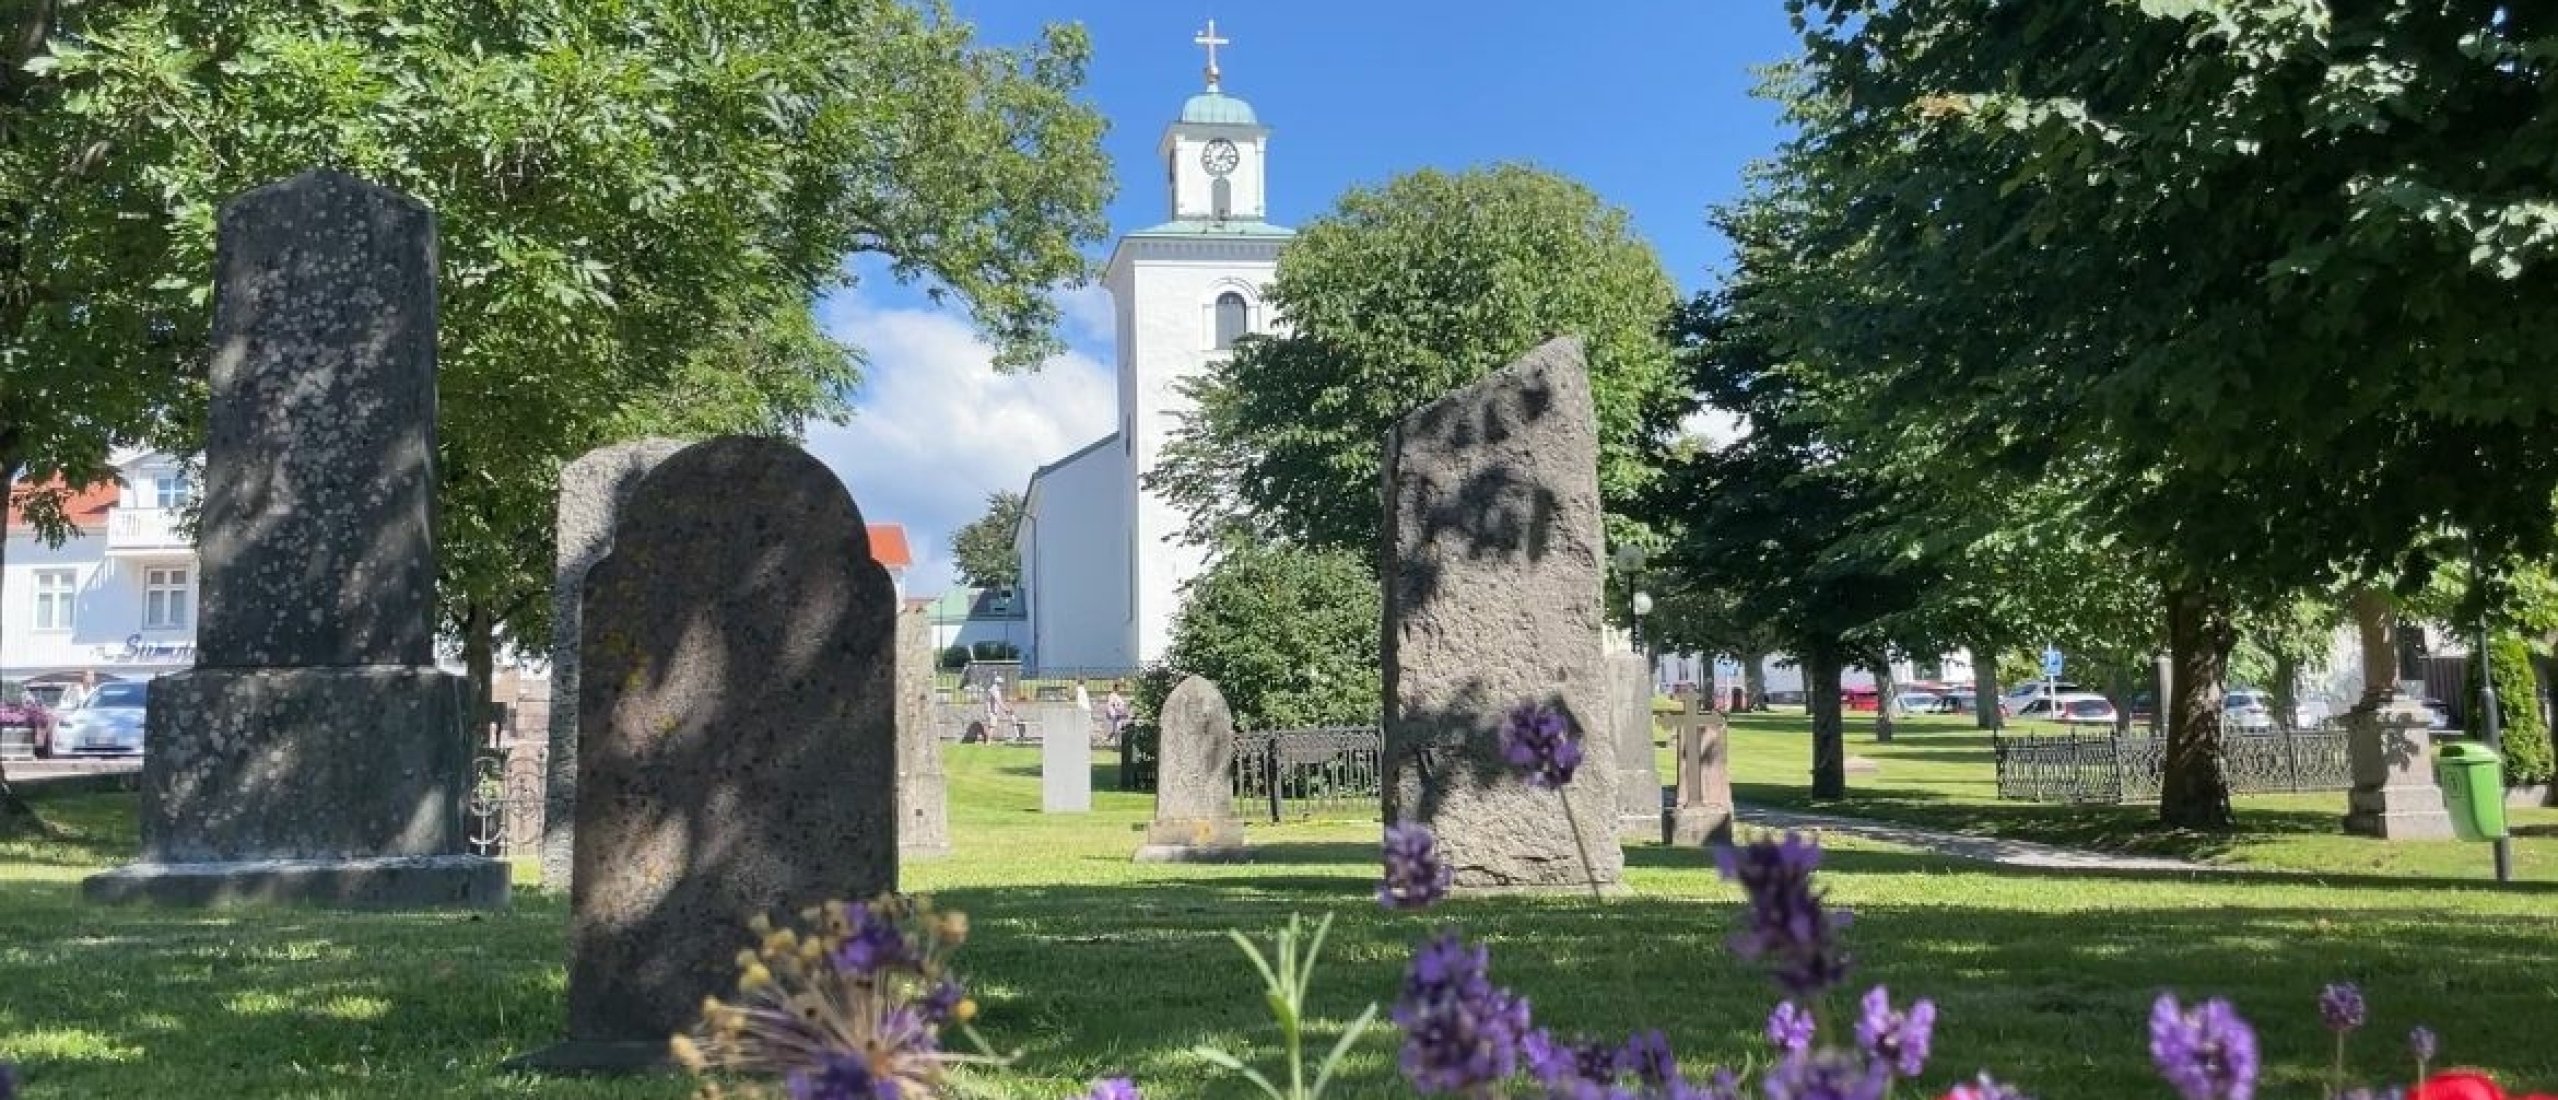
[515,437,896,1073]
[1380,338,1623,893]
[1136,676,1246,862]
[83,171,504,909]
[1608,653,1660,839]
[1667,697,1734,847]
[897,604,952,858]
[539,438,684,891]
[1042,702,1092,813]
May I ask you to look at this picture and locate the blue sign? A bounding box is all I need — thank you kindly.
[2040,647,2064,679]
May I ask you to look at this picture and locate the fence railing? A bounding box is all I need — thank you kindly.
[1993,727,2355,803]
[1232,726,1384,823]
[466,740,547,858]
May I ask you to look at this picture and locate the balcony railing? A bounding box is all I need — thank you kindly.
[106,508,189,551]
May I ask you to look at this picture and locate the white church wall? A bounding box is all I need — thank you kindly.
[1020,435,1133,674]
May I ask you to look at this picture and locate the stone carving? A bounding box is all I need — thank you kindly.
[1379,337,1623,893]
[1136,675,1247,862]
[1608,652,1660,839]
[898,604,951,857]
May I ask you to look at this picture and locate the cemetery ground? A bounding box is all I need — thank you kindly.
[1,745,2553,1099]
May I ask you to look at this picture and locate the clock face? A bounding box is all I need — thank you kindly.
[1201,138,1241,177]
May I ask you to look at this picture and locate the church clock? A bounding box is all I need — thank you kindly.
[1201,138,1240,177]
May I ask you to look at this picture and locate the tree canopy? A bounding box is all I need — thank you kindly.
[949,490,1026,589]
[1154,542,1380,732]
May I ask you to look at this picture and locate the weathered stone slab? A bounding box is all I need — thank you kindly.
[1380,337,1624,892]
[1608,653,1660,839]
[541,437,896,1067]
[1137,676,1246,861]
[85,171,501,911]
[1042,704,1092,813]
[540,439,685,890]
[897,604,951,857]
[1668,698,1733,847]
[194,170,442,669]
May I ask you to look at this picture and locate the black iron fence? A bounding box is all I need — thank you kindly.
[467,740,547,857]
[1232,726,1384,822]
[1994,727,2355,804]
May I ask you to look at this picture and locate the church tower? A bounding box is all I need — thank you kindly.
[1103,22,1292,664]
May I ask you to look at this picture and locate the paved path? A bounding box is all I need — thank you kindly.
[1738,805,2211,873]
[4,758,140,789]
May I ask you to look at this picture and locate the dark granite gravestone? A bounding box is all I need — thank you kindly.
[83,171,505,910]
[517,437,897,1073]
[897,604,952,858]
[540,439,685,890]
[1379,337,1624,893]
[1608,652,1660,839]
[1135,675,1247,862]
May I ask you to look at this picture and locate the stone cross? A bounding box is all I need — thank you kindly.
[1136,675,1247,862]
[1608,652,1662,839]
[1666,695,1734,847]
[519,436,896,1073]
[1380,337,1623,893]
[84,170,504,910]
[897,603,952,858]
[539,439,684,891]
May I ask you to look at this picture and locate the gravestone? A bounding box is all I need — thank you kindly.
[1135,676,1247,862]
[2343,691,2454,839]
[83,171,505,909]
[1666,696,1734,847]
[1380,337,1624,892]
[1608,653,1660,839]
[1042,702,1092,813]
[518,437,897,1073]
[540,438,684,890]
[897,604,952,858]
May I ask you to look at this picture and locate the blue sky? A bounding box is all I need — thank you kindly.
[807,3,1802,594]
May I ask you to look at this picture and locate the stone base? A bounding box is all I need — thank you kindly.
[503,1039,671,1076]
[1668,804,1734,847]
[83,854,508,909]
[1617,812,1659,840]
[1133,842,1252,864]
[2344,787,2456,840]
[900,840,954,860]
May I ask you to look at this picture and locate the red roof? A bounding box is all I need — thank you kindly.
[867,523,913,570]
[9,479,119,532]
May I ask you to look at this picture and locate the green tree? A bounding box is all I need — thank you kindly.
[14,1,1112,737]
[1154,543,1380,732]
[948,490,1026,589]
[1148,164,1683,554]
[2468,632,2553,786]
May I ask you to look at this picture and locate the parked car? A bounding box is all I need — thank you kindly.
[1891,691,1947,714]
[2013,692,2119,726]
[0,682,53,758]
[2000,682,2084,717]
[59,681,147,756]
[2224,689,2277,732]
[1938,689,1978,714]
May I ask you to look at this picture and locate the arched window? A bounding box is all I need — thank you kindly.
[1213,292,1249,350]
[1212,177,1233,221]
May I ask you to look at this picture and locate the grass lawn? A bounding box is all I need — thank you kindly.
[1,745,2554,1098]
[1713,711,2558,881]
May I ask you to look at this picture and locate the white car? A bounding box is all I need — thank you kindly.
[60,681,147,756]
[2224,690,2277,732]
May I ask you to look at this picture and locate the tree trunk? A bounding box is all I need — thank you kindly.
[0,458,51,838]
[1872,657,1897,742]
[1974,648,2002,730]
[2271,652,2301,731]
[1806,646,1846,799]
[2350,587,2393,707]
[462,599,497,748]
[1741,651,1769,711]
[2109,666,2135,735]
[2159,584,2237,829]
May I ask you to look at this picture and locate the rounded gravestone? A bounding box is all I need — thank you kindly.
[1137,675,1246,862]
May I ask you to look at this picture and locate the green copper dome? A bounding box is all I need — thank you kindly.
[1180,91,1258,126]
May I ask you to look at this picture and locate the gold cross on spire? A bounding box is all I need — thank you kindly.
[1194,19,1229,91]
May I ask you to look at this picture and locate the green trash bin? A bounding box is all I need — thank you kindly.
[2435,741,2510,842]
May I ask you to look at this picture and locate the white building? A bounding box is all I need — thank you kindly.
[3,451,200,689]
[1017,28,1291,674]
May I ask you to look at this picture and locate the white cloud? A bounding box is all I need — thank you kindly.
[1681,406,1749,450]
[804,288,1117,596]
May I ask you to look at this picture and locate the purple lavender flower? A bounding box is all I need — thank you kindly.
[1523,1029,1620,1092]
[1381,823,1456,911]
[2318,982,2366,1033]
[1855,985,1936,1078]
[1501,702,1585,789]
[2150,994,2260,1100]
[1620,1029,1679,1088]
[832,901,913,976]
[1946,1074,2031,1100]
[2410,1025,2438,1069]
[1394,931,1535,1095]
[1766,1001,1815,1054]
[1715,832,1853,997]
[0,1062,15,1100]
[1704,1068,1744,1100]
[1085,1078,1141,1100]
[918,977,966,1024]
[786,1050,899,1100]
[1763,1050,1890,1100]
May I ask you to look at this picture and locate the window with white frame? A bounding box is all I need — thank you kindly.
[32,569,74,631]
[1213,291,1249,350]
[153,473,192,511]
[145,566,191,629]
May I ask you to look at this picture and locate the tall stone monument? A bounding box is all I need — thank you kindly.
[1135,675,1247,862]
[897,603,952,858]
[520,437,897,1072]
[1042,703,1093,813]
[1667,696,1735,847]
[2341,606,2454,839]
[540,438,684,890]
[83,171,505,909]
[1608,652,1660,839]
[1380,338,1624,893]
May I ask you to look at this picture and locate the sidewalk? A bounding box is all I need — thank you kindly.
[1739,804,2210,873]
